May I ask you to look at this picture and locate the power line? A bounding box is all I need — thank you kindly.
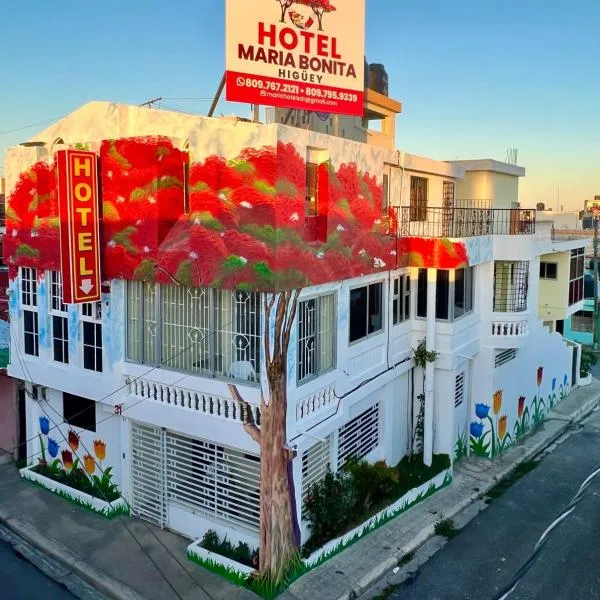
[0,116,66,137]
[493,462,600,599]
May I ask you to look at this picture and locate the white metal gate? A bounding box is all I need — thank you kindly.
[130,422,260,532]
[130,422,167,527]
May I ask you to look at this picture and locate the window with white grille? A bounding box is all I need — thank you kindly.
[21,268,39,356]
[81,301,102,372]
[297,293,336,383]
[455,372,465,407]
[166,432,260,531]
[337,403,380,468]
[49,271,69,364]
[301,438,331,503]
[495,348,517,368]
[392,274,411,325]
[127,281,261,382]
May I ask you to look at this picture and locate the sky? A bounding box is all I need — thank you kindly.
[1,0,598,209]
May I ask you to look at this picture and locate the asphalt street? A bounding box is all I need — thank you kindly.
[0,538,75,599]
[387,408,600,600]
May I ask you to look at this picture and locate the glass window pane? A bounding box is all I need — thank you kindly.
[368,283,383,334]
[349,287,368,342]
[417,270,427,318]
[454,268,465,318]
[436,271,450,320]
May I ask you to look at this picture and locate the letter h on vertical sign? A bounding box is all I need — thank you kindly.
[57,150,101,304]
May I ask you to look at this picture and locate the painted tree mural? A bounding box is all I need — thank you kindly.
[295,0,337,31]
[229,290,300,579]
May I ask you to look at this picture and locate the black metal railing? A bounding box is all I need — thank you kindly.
[393,206,536,238]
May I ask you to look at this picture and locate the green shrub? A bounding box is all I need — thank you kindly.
[302,454,451,556]
[302,470,356,554]
[580,348,597,377]
[200,530,256,569]
[434,518,458,539]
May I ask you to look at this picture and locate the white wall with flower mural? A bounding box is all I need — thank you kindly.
[468,323,573,459]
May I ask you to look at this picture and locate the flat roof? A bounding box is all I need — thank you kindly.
[449,159,526,178]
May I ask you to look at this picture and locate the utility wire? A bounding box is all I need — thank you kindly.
[0,116,66,137]
[10,305,224,600]
[493,462,600,600]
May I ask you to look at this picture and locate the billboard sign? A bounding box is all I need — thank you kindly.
[225,0,365,116]
[57,150,101,304]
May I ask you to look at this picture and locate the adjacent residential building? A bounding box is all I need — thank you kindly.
[3,99,585,550]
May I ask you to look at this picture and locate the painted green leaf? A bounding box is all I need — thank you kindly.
[33,216,59,229]
[134,259,157,282]
[108,141,131,170]
[155,175,183,190]
[407,252,425,267]
[190,181,209,193]
[28,192,52,212]
[130,187,146,201]
[227,158,255,176]
[5,206,20,223]
[222,255,247,271]
[15,244,39,258]
[112,226,139,254]
[254,180,276,196]
[276,178,299,197]
[176,260,193,286]
[102,202,120,221]
[254,261,274,282]
[73,143,90,151]
[156,146,171,159]
[190,211,223,231]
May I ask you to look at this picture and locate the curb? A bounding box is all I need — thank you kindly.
[0,511,145,600]
[337,392,600,600]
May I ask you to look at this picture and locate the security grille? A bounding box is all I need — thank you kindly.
[493,261,529,312]
[166,432,260,531]
[130,422,167,527]
[571,310,593,333]
[337,403,380,468]
[495,348,517,368]
[301,438,331,502]
[455,372,465,407]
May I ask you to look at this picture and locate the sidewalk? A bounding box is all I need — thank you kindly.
[1,380,599,600]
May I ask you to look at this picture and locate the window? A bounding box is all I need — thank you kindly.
[297,293,336,383]
[337,404,380,468]
[584,273,594,300]
[306,161,318,216]
[410,176,428,221]
[493,261,529,312]
[569,248,584,305]
[382,171,390,215]
[455,372,465,407]
[495,348,517,368]
[21,268,39,356]
[392,274,411,324]
[571,310,593,333]
[539,262,558,280]
[127,282,261,382]
[416,268,474,321]
[302,438,331,503]
[443,181,455,207]
[63,393,96,431]
[349,282,383,342]
[50,271,68,364]
[82,301,102,372]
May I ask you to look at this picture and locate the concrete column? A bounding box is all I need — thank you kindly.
[424,268,437,467]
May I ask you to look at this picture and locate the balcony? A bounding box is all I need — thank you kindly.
[487,313,530,348]
[393,206,536,238]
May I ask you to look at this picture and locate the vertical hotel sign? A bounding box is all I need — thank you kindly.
[57,150,101,304]
[225,0,365,116]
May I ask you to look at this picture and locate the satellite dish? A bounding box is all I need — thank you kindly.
[316,112,330,122]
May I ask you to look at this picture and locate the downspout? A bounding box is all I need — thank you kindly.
[423,268,437,467]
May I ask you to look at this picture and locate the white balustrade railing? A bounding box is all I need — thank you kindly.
[491,319,529,337]
[126,377,260,424]
[296,384,336,421]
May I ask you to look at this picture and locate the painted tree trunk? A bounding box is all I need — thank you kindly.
[259,358,298,578]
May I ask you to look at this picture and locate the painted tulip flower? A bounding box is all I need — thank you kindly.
[552,378,556,391]
[498,416,508,440]
[39,416,50,436]
[47,438,59,458]
[61,449,73,470]
[475,403,490,420]
[564,374,568,386]
[83,454,96,475]
[493,390,503,415]
[518,396,526,418]
[68,430,79,452]
[537,367,543,387]
[470,421,484,438]
[93,440,106,461]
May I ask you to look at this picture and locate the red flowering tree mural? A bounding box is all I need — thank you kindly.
[275,0,294,23]
[295,0,336,31]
